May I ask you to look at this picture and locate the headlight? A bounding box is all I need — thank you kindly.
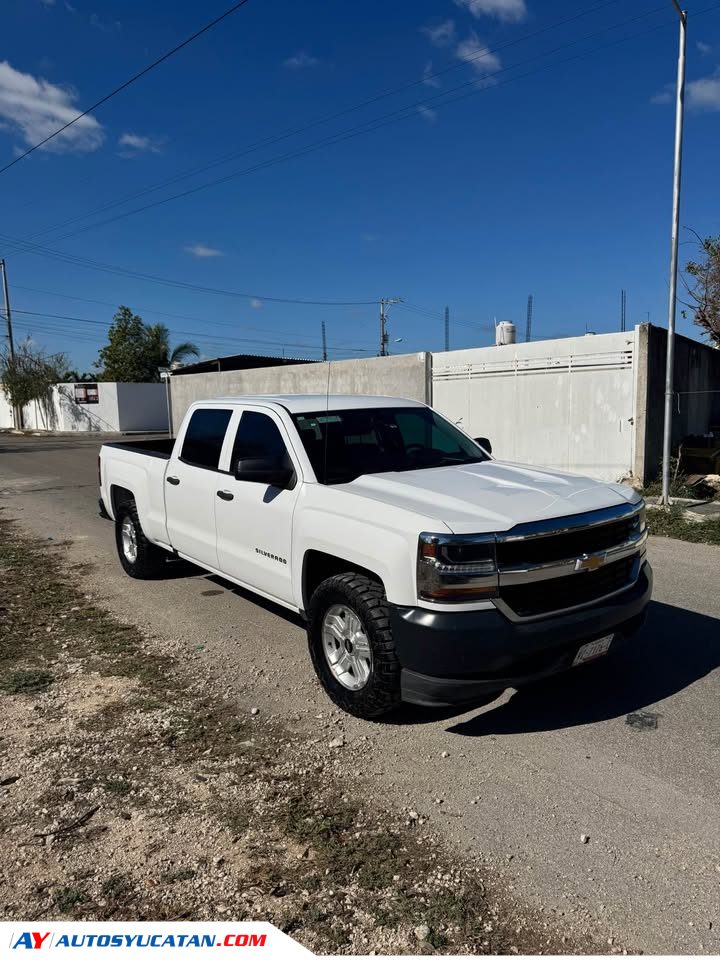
[417,533,498,602]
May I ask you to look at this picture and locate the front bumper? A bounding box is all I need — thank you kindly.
[391,561,652,707]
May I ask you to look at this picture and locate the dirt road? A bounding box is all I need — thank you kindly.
[1,433,719,953]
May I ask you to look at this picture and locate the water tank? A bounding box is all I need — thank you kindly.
[495,321,516,346]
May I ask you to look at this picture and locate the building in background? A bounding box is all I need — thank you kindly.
[0,381,169,433]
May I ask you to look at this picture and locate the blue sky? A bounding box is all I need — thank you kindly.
[1,0,720,371]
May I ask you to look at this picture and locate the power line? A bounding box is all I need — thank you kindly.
[10,285,374,344]
[0,0,256,176]
[11,308,375,355]
[18,3,678,248]
[2,3,717,306]
[16,0,627,244]
[0,237,376,306]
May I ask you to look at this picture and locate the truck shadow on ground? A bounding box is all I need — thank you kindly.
[201,573,306,629]
[439,601,719,737]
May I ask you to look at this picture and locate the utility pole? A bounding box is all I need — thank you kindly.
[525,295,533,342]
[621,289,627,332]
[1,258,20,430]
[379,298,402,356]
[1,259,14,361]
[321,321,328,362]
[444,306,450,352]
[661,0,687,505]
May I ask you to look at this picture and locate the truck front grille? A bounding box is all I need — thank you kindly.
[499,557,636,619]
[496,513,640,567]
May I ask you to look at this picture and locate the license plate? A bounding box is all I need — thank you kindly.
[573,634,613,666]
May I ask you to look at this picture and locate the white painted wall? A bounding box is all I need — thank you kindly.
[0,382,168,433]
[432,330,638,481]
[56,383,121,431]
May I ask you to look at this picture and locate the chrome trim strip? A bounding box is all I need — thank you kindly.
[498,529,647,585]
[496,500,643,543]
[494,557,645,623]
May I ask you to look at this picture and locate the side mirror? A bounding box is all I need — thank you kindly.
[234,456,294,488]
[474,437,492,455]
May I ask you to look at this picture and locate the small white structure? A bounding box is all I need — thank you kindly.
[0,381,168,433]
[495,321,517,346]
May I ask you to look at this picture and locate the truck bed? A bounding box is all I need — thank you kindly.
[102,437,175,460]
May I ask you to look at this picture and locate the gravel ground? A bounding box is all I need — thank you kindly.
[0,517,607,955]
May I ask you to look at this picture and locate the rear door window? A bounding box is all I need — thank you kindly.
[180,408,233,469]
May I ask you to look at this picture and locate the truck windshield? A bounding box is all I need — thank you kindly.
[292,407,489,485]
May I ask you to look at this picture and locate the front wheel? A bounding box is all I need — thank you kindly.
[307,573,401,719]
[114,501,168,579]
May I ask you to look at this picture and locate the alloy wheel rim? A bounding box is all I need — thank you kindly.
[321,603,373,691]
[121,517,138,563]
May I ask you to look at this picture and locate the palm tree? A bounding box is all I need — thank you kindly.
[146,323,200,369]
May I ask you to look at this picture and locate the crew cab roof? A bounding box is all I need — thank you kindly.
[194,395,426,414]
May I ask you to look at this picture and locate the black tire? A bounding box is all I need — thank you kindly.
[308,573,401,719]
[114,500,168,579]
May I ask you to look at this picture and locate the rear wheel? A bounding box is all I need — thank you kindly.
[308,573,401,719]
[114,501,167,579]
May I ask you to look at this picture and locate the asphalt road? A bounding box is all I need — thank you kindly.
[1,433,719,953]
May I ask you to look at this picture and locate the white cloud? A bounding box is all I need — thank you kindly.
[283,51,319,69]
[89,12,121,32]
[454,0,527,22]
[0,60,104,153]
[697,41,712,55]
[421,20,456,47]
[455,32,502,76]
[422,61,441,88]
[118,132,164,156]
[651,83,674,105]
[417,105,438,123]
[653,70,720,110]
[185,244,224,258]
[688,73,720,110]
[249,298,263,309]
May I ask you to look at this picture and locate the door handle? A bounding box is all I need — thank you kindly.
[166,476,180,485]
[216,490,234,501]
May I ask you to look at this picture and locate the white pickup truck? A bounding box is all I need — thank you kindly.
[99,395,652,718]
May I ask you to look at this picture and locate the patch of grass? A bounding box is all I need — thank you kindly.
[648,506,720,545]
[1,669,54,695]
[53,886,89,914]
[160,868,196,885]
[281,794,357,846]
[103,779,131,796]
[101,873,133,903]
[640,460,718,503]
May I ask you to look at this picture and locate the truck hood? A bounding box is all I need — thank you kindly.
[344,461,636,535]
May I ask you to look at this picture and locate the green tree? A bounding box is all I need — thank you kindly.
[683,233,720,347]
[95,306,156,382]
[95,308,200,382]
[145,323,199,369]
[0,340,70,428]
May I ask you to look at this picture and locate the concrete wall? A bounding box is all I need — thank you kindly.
[116,382,170,432]
[0,382,169,433]
[56,383,121,431]
[432,331,638,482]
[635,324,720,482]
[169,353,431,431]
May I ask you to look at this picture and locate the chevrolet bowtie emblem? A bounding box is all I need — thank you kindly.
[575,553,606,572]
